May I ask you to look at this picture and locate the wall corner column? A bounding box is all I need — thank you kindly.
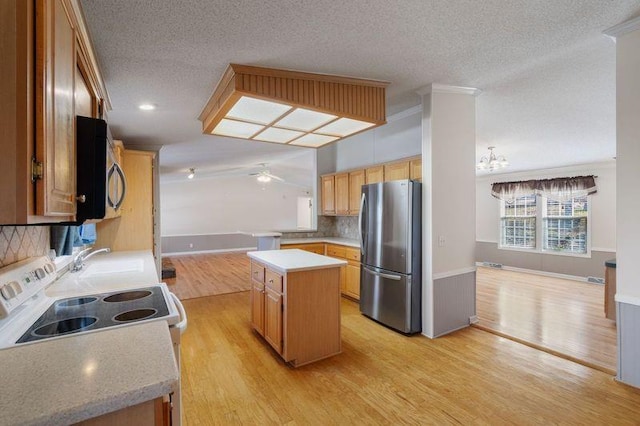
[417,84,480,338]
[605,16,640,388]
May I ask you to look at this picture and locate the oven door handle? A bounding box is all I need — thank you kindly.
[170,292,188,334]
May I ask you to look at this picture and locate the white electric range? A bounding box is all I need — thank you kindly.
[0,252,187,424]
[0,255,185,349]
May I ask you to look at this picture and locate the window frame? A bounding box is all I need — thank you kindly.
[498,194,592,258]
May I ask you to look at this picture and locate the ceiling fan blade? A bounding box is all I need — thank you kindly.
[264,172,285,182]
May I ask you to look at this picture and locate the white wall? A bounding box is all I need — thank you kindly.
[430,93,477,275]
[160,176,311,236]
[476,161,616,251]
[330,108,422,171]
[617,28,640,300]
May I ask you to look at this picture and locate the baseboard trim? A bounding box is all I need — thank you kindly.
[163,247,257,257]
[475,262,594,283]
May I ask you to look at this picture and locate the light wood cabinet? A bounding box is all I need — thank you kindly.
[321,175,336,216]
[410,159,422,181]
[36,0,77,218]
[365,166,384,184]
[326,244,361,300]
[349,170,365,215]
[250,261,266,335]
[77,396,171,426]
[345,261,361,299]
[264,270,284,354]
[280,243,325,254]
[0,0,108,224]
[605,264,616,322]
[335,173,349,216]
[384,161,410,181]
[249,256,342,366]
[95,150,155,251]
[319,156,420,217]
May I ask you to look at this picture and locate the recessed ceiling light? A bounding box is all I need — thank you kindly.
[139,104,156,111]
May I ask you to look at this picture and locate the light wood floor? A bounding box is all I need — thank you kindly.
[181,291,640,425]
[164,252,250,300]
[476,267,617,374]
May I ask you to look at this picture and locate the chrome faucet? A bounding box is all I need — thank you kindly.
[71,247,111,272]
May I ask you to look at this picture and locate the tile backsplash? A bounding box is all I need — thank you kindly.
[0,226,50,268]
[335,216,359,240]
[281,215,359,240]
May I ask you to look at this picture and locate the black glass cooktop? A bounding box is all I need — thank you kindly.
[17,286,169,344]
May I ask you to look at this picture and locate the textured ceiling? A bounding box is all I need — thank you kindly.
[80,0,640,176]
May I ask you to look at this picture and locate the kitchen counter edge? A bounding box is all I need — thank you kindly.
[248,249,347,273]
[0,321,178,426]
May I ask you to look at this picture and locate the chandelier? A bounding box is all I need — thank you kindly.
[477,146,508,172]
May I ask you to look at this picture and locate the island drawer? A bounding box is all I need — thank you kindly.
[265,270,283,293]
[251,261,265,283]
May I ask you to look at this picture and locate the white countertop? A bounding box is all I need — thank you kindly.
[240,231,283,237]
[248,249,347,273]
[47,250,160,298]
[281,237,360,248]
[0,321,178,425]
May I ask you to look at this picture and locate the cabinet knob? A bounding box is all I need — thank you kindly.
[76,195,86,203]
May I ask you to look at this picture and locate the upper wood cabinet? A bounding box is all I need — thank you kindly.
[321,175,336,216]
[365,166,384,184]
[334,173,349,216]
[410,159,422,181]
[319,155,420,217]
[384,161,410,182]
[348,170,365,215]
[0,0,109,225]
[36,0,77,218]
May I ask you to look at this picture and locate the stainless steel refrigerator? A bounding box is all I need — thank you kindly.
[359,179,421,334]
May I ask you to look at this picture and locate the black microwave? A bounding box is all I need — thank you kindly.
[76,116,126,223]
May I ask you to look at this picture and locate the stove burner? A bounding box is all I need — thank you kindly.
[104,290,152,303]
[56,296,98,308]
[33,317,98,337]
[113,308,157,322]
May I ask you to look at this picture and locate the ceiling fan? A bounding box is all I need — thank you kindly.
[249,164,285,183]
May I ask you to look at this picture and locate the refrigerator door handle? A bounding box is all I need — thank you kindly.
[363,267,402,281]
[358,192,366,255]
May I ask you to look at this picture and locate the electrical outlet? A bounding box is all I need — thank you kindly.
[438,236,445,247]
[189,243,194,248]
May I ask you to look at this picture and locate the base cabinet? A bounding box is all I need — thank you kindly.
[280,243,325,254]
[264,286,283,354]
[249,258,341,366]
[76,396,171,426]
[326,244,361,300]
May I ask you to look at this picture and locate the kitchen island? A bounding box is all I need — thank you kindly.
[248,249,346,366]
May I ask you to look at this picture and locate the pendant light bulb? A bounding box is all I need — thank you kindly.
[188,168,195,179]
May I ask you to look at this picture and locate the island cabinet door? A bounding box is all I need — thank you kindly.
[251,282,265,335]
[264,286,283,354]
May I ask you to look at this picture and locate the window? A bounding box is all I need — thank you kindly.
[500,195,590,256]
[500,195,536,249]
[543,196,588,254]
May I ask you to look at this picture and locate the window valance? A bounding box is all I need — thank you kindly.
[491,175,597,202]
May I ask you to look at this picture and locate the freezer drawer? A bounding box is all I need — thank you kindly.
[359,265,421,334]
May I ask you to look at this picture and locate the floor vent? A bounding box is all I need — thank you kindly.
[482,262,503,269]
[587,276,605,284]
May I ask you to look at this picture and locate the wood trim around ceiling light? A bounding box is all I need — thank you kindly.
[198,64,390,137]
